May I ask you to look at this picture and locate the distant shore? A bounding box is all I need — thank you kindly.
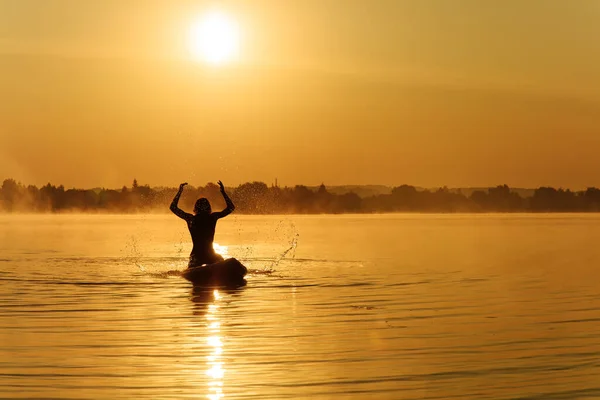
[2,179,600,213]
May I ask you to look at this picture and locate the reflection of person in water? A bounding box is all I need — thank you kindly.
[170,181,235,268]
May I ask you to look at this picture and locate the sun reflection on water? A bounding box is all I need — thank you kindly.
[213,243,229,258]
[206,289,225,399]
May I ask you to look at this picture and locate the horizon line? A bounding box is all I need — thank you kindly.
[1,178,597,192]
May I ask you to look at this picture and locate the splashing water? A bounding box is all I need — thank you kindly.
[123,235,145,272]
[265,232,299,272]
[125,217,300,277]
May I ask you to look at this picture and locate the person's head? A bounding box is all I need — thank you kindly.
[194,198,212,215]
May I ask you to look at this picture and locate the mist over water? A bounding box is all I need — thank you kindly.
[1,214,600,399]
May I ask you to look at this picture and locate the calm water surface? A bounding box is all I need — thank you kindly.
[1,214,600,399]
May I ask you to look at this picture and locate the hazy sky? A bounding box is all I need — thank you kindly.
[1,0,599,189]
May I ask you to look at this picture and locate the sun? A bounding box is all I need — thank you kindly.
[189,11,240,65]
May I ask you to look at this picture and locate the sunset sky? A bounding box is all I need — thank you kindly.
[1,0,599,189]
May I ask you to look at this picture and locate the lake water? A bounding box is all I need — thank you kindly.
[1,214,600,399]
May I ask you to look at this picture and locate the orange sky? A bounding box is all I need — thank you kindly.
[1,0,599,189]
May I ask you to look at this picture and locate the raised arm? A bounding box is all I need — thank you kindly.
[214,180,235,219]
[170,183,193,221]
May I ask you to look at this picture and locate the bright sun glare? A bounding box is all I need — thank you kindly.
[189,11,240,65]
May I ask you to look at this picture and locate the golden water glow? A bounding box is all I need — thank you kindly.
[189,10,240,65]
[205,290,224,399]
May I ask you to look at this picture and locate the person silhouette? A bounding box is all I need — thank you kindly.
[170,181,235,268]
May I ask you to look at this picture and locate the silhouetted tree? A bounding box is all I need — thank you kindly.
[335,192,362,213]
[1,179,20,211]
[291,185,315,213]
[582,187,600,212]
[314,184,334,213]
[391,185,419,211]
[530,187,580,212]
[232,182,270,213]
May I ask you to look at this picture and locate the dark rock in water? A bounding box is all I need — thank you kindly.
[182,258,247,286]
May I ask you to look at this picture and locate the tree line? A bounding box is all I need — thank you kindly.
[2,179,600,213]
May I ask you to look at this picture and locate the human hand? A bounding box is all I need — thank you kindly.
[217,180,225,192]
[179,182,188,189]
